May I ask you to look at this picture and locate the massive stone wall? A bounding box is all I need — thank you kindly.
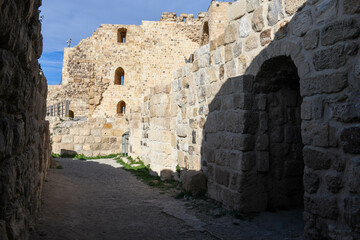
[0,0,51,239]
[132,0,360,239]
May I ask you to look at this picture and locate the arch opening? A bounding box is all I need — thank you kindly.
[117,28,127,43]
[117,101,126,115]
[115,67,125,85]
[254,56,304,211]
[201,22,209,46]
[68,110,74,119]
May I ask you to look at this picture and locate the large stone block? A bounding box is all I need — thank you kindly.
[341,127,360,154]
[267,0,284,26]
[313,44,346,71]
[251,6,264,32]
[246,0,261,13]
[291,10,313,37]
[304,29,319,50]
[321,19,360,46]
[303,147,331,170]
[344,0,360,14]
[238,15,251,38]
[304,168,320,194]
[215,167,230,187]
[228,0,246,21]
[182,171,207,196]
[300,73,348,96]
[285,0,306,15]
[304,196,338,219]
[225,23,237,44]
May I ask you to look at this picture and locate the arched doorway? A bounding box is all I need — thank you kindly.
[254,56,304,210]
[68,110,74,119]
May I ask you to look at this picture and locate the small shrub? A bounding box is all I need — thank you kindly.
[52,153,60,158]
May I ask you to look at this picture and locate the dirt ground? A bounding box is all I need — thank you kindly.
[30,158,305,240]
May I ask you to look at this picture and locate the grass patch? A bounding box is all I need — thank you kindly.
[116,156,178,191]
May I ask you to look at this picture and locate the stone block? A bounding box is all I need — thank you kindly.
[325,172,343,193]
[52,135,62,143]
[344,0,360,14]
[267,0,284,26]
[256,152,269,173]
[62,135,74,143]
[247,0,261,13]
[74,136,86,144]
[304,30,319,50]
[341,127,360,154]
[301,99,312,120]
[228,0,246,21]
[260,29,272,46]
[285,0,306,15]
[252,6,264,32]
[302,121,329,147]
[313,44,346,71]
[215,167,230,187]
[344,195,360,233]
[232,42,242,58]
[303,147,331,170]
[304,196,338,219]
[321,19,360,46]
[291,9,313,37]
[256,134,269,151]
[233,93,253,110]
[238,15,251,38]
[182,171,207,196]
[304,168,320,194]
[225,23,237,45]
[274,21,289,40]
[233,134,255,151]
[300,73,348,96]
[79,128,91,136]
[225,45,233,62]
[245,34,258,52]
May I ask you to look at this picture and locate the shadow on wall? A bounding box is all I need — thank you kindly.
[200,0,360,239]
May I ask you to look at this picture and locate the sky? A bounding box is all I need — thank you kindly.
[39,0,213,85]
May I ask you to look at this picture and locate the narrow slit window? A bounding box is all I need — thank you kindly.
[115,67,125,85]
[117,101,126,115]
[117,28,127,43]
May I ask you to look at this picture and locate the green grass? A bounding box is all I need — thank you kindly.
[116,156,178,191]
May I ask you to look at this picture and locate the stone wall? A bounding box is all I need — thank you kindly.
[133,0,360,239]
[50,117,127,157]
[0,0,51,239]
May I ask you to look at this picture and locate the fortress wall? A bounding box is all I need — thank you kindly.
[0,0,51,239]
[135,0,360,239]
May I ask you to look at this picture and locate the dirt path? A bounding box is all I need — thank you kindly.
[30,158,305,240]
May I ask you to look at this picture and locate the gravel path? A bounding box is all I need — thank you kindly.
[30,158,305,240]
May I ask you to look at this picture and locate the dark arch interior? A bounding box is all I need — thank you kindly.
[255,56,304,210]
[68,110,74,119]
[118,28,127,43]
[117,101,126,114]
[201,22,209,46]
[115,67,125,85]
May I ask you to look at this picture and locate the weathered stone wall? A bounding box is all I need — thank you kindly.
[0,0,51,239]
[134,0,360,239]
[50,117,127,157]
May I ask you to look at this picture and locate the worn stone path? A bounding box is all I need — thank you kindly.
[30,158,305,240]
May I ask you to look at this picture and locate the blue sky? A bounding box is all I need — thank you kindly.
[40,0,212,85]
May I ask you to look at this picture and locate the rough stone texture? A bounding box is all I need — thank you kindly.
[285,0,307,15]
[267,0,284,26]
[313,44,346,70]
[251,6,264,32]
[182,171,207,196]
[291,10,313,37]
[321,19,360,46]
[341,127,360,154]
[0,0,51,239]
[344,0,360,15]
[246,0,261,13]
[47,1,360,239]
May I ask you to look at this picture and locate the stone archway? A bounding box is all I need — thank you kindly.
[253,56,304,210]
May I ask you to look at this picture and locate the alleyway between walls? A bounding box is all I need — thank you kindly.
[30,158,305,240]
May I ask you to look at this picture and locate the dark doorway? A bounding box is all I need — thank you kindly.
[254,56,304,210]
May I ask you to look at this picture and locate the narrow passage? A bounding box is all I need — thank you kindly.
[30,158,304,240]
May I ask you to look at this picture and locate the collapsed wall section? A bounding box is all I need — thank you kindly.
[0,0,51,239]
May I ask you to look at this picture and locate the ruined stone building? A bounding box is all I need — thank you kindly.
[0,0,51,239]
[46,0,360,239]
